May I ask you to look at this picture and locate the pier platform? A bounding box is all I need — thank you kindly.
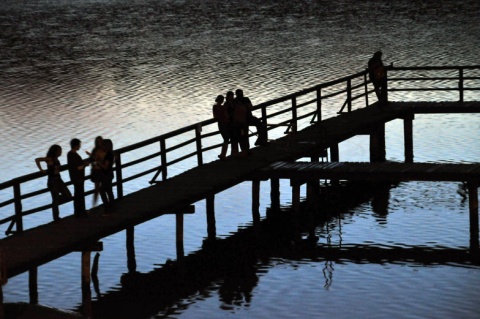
[1,101,479,279]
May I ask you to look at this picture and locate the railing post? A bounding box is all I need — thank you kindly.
[364,72,369,107]
[195,124,203,166]
[316,88,322,122]
[13,181,23,233]
[459,67,464,103]
[160,138,168,180]
[347,79,352,112]
[115,153,124,199]
[292,97,297,133]
[261,105,267,126]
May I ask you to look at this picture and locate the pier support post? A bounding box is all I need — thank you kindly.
[292,181,300,215]
[29,268,38,304]
[206,195,216,240]
[330,144,340,185]
[370,124,386,162]
[270,178,280,214]
[330,144,339,162]
[0,286,3,319]
[126,227,137,273]
[307,155,320,211]
[404,114,414,163]
[81,251,93,318]
[468,181,479,255]
[176,213,184,260]
[291,180,302,242]
[252,180,261,224]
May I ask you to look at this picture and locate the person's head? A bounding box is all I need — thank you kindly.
[47,144,62,158]
[235,89,244,98]
[103,139,113,152]
[94,136,104,148]
[70,138,81,150]
[215,95,224,104]
[226,91,234,100]
[373,51,382,59]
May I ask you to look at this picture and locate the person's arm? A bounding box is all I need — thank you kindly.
[35,157,50,173]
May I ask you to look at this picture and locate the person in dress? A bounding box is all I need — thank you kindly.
[35,144,72,221]
[88,136,106,205]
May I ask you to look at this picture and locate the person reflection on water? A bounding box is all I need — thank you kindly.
[35,144,72,221]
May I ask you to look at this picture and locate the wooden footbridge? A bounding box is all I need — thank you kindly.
[0,65,479,317]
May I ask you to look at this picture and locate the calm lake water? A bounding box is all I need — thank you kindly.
[1,0,480,318]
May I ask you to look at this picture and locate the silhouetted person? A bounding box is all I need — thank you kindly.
[68,138,90,218]
[35,144,72,221]
[212,94,230,160]
[368,51,388,104]
[224,91,238,157]
[233,89,251,157]
[98,139,115,214]
[236,89,268,146]
[88,136,106,205]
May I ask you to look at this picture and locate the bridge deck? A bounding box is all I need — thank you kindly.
[257,161,480,182]
[1,101,479,278]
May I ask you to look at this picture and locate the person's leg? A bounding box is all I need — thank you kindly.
[249,116,268,146]
[48,181,60,221]
[73,182,86,217]
[57,179,72,204]
[100,174,115,213]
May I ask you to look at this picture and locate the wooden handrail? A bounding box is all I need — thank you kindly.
[0,65,478,234]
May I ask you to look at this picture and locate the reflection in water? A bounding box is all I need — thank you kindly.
[457,181,468,203]
[91,253,101,300]
[323,261,334,289]
[371,182,394,224]
[79,181,480,319]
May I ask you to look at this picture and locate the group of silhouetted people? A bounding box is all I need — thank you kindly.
[212,89,268,160]
[35,136,115,221]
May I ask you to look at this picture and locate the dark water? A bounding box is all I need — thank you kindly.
[1,0,480,318]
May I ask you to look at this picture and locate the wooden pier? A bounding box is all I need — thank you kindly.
[0,65,479,317]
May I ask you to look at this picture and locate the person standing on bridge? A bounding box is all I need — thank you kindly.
[368,51,389,104]
[224,91,238,157]
[88,136,106,205]
[67,138,90,218]
[233,89,251,157]
[212,94,230,160]
[236,89,268,147]
[35,144,72,221]
[97,138,115,214]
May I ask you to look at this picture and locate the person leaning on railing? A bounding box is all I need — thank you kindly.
[35,144,72,221]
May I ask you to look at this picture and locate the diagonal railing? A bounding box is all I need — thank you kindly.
[1,65,479,235]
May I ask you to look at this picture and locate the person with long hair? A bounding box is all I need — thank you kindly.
[35,144,72,221]
[88,136,106,205]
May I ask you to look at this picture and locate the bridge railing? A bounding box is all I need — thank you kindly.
[1,65,479,235]
[387,65,480,102]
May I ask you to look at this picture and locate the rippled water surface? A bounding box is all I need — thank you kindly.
[1,0,480,318]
